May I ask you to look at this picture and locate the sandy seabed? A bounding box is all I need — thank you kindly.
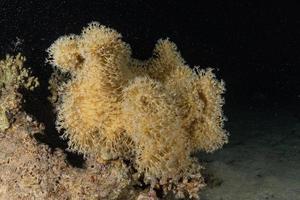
[199,105,300,200]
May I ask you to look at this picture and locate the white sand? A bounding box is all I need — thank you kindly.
[199,106,300,200]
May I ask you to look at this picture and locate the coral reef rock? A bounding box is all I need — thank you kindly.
[0,113,133,200]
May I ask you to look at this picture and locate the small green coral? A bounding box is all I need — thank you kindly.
[0,54,38,131]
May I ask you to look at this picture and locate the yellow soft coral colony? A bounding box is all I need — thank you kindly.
[47,22,228,198]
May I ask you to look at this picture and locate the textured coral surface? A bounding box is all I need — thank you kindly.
[47,22,228,198]
[0,113,133,200]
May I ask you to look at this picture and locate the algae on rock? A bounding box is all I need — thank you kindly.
[0,54,38,131]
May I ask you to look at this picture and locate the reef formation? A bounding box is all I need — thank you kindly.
[0,22,228,199]
[0,54,134,200]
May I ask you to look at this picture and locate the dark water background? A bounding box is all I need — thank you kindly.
[0,1,299,168]
[0,1,299,106]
